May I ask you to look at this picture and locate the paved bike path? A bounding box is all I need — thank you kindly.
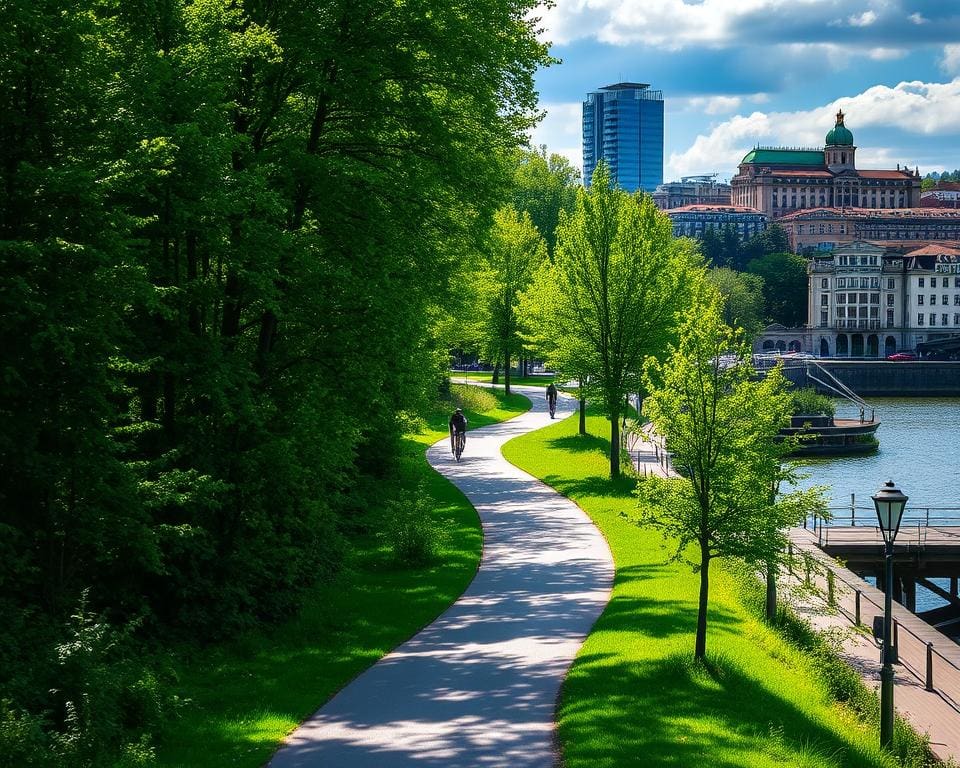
[269,387,614,767]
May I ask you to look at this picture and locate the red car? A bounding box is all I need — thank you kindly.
[886,352,917,361]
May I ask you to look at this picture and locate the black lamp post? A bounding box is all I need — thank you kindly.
[872,479,908,750]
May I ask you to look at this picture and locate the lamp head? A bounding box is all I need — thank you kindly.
[872,480,908,545]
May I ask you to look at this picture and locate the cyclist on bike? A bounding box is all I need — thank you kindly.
[449,407,468,456]
[545,383,558,418]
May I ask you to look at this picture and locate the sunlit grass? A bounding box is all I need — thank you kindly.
[502,408,898,768]
[448,369,555,387]
[156,387,530,768]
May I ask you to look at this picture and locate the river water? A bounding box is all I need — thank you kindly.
[793,397,960,615]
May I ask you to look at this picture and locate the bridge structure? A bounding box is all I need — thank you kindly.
[788,510,960,759]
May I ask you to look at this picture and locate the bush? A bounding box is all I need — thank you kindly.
[790,387,835,417]
[386,487,444,566]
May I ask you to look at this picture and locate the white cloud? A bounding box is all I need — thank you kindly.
[941,44,960,75]
[666,78,960,179]
[908,12,928,24]
[867,47,907,61]
[685,95,743,115]
[848,10,877,27]
[540,0,824,48]
[528,102,583,173]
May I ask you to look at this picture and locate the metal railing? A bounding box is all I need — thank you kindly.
[787,538,960,711]
[805,505,960,549]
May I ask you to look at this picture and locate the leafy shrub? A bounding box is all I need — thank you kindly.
[790,387,835,417]
[450,384,498,414]
[386,487,444,566]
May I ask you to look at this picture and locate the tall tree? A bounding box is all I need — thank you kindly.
[475,207,548,393]
[511,146,580,255]
[707,267,765,339]
[746,251,809,327]
[538,163,701,478]
[637,296,823,659]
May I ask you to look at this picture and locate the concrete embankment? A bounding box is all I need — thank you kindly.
[784,360,960,396]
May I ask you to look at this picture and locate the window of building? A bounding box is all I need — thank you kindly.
[821,278,828,289]
[871,277,880,288]
[859,277,869,289]
[943,313,950,326]
[837,278,846,288]
[955,277,960,288]
[837,307,846,318]
[932,277,938,288]
[918,295,924,305]
[955,295,960,306]
[944,295,949,306]
[821,295,829,306]
[870,293,880,304]
[887,294,894,305]
[955,313,960,325]
[918,313,925,325]
[887,278,895,289]
[930,313,937,326]
[887,309,894,326]
[870,307,879,318]
[919,277,925,288]
[837,293,846,304]
[820,311,828,326]
[931,295,937,305]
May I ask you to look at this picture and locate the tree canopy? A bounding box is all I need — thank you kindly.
[637,297,823,659]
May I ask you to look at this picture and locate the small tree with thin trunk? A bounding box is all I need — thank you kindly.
[636,294,824,659]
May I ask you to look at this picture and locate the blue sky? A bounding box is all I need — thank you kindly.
[529,0,960,182]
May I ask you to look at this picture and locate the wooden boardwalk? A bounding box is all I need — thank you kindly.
[790,528,960,762]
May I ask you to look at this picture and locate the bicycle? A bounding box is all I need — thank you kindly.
[451,430,466,461]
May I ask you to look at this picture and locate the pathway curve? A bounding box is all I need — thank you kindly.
[268,386,614,767]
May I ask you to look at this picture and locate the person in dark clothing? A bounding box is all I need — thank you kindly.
[545,383,558,418]
[449,407,468,456]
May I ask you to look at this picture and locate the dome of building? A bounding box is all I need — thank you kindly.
[825,110,854,146]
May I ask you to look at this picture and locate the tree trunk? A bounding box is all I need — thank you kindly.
[695,549,710,660]
[504,347,511,395]
[578,377,586,435]
[609,407,620,479]
[492,360,501,384]
[765,561,777,622]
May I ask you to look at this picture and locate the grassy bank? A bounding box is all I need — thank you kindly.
[449,370,555,387]
[502,408,910,768]
[156,384,529,768]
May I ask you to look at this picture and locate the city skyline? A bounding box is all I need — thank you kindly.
[529,1,960,183]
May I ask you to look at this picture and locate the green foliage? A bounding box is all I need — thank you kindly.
[511,146,580,254]
[521,161,703,477]
[707,266,766,338]
[791,387,836,417]
[386,486,445,566]
[1,0,549,763]
[639,296,825,658]
[747,250,810,326]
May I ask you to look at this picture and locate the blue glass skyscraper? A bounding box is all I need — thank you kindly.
[583,83,664,193]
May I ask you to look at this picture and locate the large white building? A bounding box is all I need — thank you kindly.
[805,241,960,357]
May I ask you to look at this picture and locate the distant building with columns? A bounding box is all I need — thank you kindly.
[731,111,921,219]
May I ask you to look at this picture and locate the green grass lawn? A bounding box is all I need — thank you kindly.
[449,370,555,387]
[156,384,529,768]
[502,408,903,768]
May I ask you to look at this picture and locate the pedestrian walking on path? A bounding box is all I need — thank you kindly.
[268,386,614,767]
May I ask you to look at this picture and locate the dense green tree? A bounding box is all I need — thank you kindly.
[707,267,765,338]
[638,297,823,659]
[533,163,701,478]
[698,226,724,267]
[474,207,548,393]
[511,146,580,254]
[746,251,809,327]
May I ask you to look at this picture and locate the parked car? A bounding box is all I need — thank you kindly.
[886,352,917,361]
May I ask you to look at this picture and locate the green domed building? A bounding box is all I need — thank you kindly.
[731,110,920,220]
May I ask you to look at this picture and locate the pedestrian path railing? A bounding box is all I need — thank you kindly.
[787,536,960,713]
[805,506,960,549]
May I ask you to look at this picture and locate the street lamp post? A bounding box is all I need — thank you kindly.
[872,479,909,750]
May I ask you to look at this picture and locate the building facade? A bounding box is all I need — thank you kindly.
[731,111,921,218]
[582,82,664,193]
[652,175,731,209]
[777,207,960,253]
[805,241,960,358]
[665,205,767,240]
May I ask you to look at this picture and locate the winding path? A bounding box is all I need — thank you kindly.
[268,386,614,767]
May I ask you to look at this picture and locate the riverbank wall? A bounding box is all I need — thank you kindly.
[784,361,960,396]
